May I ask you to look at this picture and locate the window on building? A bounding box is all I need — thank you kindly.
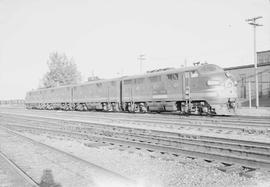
[264,56,267,63]
[240,74,246,86]
[259,72,263,96]
[239,74,246,98]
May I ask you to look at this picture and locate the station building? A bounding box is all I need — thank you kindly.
[224,50,270,107]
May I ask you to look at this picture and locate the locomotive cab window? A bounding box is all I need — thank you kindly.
[191,70,199,78]
[225,72,234,78]
[167,73,178,80]
[96,83,102,87]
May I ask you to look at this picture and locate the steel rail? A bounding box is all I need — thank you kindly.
[6,124,270,169]
[3,121,270,157]
[26,111,270,128]
[1,111,270,136]
[0,125,137,187]
[1,113,270,145]
[1,107,270,126]
[4,116,270,150]
[0,150,39,187]
[1,118,270,170]
[1,113,270,149]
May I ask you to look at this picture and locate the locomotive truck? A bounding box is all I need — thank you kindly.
[25,64,238,115]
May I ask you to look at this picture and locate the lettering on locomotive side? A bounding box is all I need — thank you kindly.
[152,95,168,99]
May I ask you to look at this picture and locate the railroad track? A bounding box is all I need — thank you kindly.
[1,113,270,171]
[0,150,38,187]
[1,112,269,148]
[0,125,136,187]
[1,109,270,137]
[2,106,270,125]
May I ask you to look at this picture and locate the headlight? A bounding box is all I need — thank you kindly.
[226,82,232,87]
[225,80,233,88]
[207,80,220,86]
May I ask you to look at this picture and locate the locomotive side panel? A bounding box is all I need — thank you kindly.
[163,72,183,101]
[73,79,121,111]
[25,91,39,108]
[122,78,150,103]
[150,74,167,100]
[42,87,72,109]
[52,87,71,103]
[73,84,96,103]
[132,78,150,102]
[25,64,238,114]
[122,72,184,111]
[107,80,121,103]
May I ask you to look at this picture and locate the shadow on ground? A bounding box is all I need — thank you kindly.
[39,169,62,187]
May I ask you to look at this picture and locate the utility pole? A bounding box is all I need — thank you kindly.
[137,54,146,73]
[246,16,263,108]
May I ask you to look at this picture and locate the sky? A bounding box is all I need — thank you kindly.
[0,0,269,100]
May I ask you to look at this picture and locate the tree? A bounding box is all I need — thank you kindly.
[42,52,81,88]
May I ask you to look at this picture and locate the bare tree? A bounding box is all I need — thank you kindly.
[42,52,81,88]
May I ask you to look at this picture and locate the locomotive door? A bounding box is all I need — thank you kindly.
[182,72,191,100]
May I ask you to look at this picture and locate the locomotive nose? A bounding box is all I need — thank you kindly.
[223,78,238,98]
[225,79,233,88]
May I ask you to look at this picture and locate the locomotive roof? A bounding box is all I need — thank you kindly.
[29,77,121,93]
[121,65,198,80]
[120,63,223,80]
[27,64,223,94]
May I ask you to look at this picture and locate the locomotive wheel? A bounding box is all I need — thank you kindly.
[127,105,132,112]
[127,103,135,113]
[140,104,148,113]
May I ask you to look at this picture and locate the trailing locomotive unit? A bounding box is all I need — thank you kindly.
[25,64,238,115]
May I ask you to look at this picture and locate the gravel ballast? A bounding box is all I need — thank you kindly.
[20,131,270,187]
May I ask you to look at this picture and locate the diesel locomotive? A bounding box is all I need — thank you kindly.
[25,64,238,115]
